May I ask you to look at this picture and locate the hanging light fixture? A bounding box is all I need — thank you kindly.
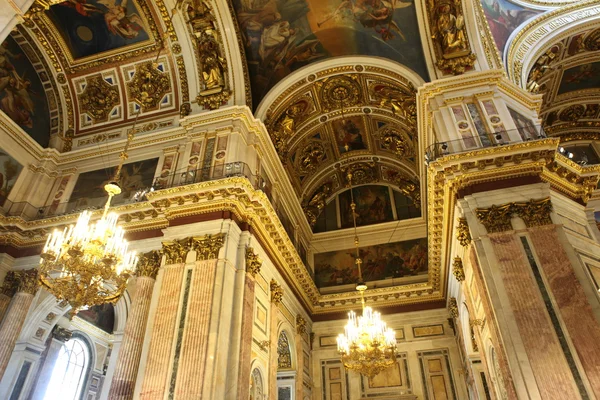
[337,165,397,378]
[39,130,139,317]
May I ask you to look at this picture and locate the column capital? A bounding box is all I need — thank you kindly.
[16,269,39,295]
[245,247,262,277]
[456,218,471,247]
[448,297,459,318]
[136,250,162,279]
[475,197,553,233]
[0,272,18,297]
[296,315,306,335]
[452,257,465,282]
[270,279,283,304]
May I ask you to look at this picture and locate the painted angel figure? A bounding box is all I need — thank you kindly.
[97,0,146,39]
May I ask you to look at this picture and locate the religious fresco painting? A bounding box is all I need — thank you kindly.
[332,115,367,152]
[0,150,23,207]
[77,303,115,333]
[68,157,159,209]
[558,62,600,95]
[46,0,150,59]
[480,0,539,55]
[339,185,393,228]
[233,0,430,106]
[314,237,428,288]
[0,36,51,147]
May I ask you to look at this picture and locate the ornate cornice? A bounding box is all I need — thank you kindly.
[475,198,553,233]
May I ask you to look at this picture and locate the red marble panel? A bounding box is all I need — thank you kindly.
[237,276,256,399]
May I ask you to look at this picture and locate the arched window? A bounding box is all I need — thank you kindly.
[277,331,292,370]
[249,368,264,400]
[44,337,90,400]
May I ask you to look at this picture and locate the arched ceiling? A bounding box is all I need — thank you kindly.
[256,58,423,228]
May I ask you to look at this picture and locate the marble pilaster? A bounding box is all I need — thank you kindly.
[236,274,256,400]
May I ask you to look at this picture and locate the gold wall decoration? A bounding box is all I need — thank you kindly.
[136,250,162,279]
[245,247,262,277]
[448,297,459,318]
[78,74,120,123]
[162,238,191,265]
[1,271,18,297]
[452,257,465,282]
[258,340,270,352]
[342,162,377,186]
[302,182,332,227]
[296,315,307,335]
[316,75,362,112]
[186,0,231,110]
[429,0,477,75]
[127,62,172,112]
[475,198,553,233]
[370,83,416,124]
[456,218,471,247]
[191,234,225,260]
[270,101,309,161]
[17,269,39,294]
[380,128,413,159]
[270,279,284,304]
[298,142,326,174]
[176,55,190,104]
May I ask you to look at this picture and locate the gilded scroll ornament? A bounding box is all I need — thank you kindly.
[17,269,39,294]
[371,84,416,124]
[429,0,476,75]
[136,250,162,279]
[456,218,471,246]
[78,74,120,123]
[475,198,553,233]
[127,62,171,112]
[380,129,413,158]
[245,247,262,277]
[192,234,225,260]
[270,279,284,304]
[0,271,18,297]
[448,297,459,318]
[452,257,465,282]
[296,315,307,335]
[302,183,332,227]
[298,142,326,174]
[162,238,191,264]
[187,0,231,110]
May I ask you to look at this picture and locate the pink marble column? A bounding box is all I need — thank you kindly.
[0,269,38,380]
[108,272,158,400]
[0,271,18,324]
[528,225,600,398]
[0,293,12,324]
[268,280,283,400]
[294,323,305,400]
[489,233,579,399]
[236,275,256,400]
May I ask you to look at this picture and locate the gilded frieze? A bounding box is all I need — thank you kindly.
[452,257,465,282]
[78,74,120,123]
[475,198,553,233]
[126,61,172,112]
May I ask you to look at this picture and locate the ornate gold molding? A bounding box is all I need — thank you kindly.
[136,250,162,279]
[18,269,39,294]
[127,62,172,112]
[452,257,465,282]
[296,315,307,335]
[456,218,471,247]
[78,74,120,123]
[245,247,262,277]
[475,198,553,233]
[270,279,284,304]
[448,297,459,318]
[192,234,224,260]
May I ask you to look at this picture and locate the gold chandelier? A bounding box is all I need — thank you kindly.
[337,169,397,378]
[39,133,139,317]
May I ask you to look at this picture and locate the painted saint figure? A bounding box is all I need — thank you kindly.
[97,0,146,39]
[432,2,467,56]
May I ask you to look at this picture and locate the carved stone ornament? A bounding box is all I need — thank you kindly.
[187,0,231,110]
[448,297,459,318]
[245,247,262,277]
[296,315,307,335]
[380,128,413,158]
[127,62,171,112]
[192,234,225,260]
[78,74,120,123]
[0,271,18,297]
[136,250,162,279]
[270,279,284,304]
[452,257,465,282]
[162,238,190,265]
[16,269,39,294]
[429,0,476,75]
[475,198,552,233]
[303,182,332,228]
[456,218,471,246]
[52,326,73,342]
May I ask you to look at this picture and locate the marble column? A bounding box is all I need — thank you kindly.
[236,248,260,400]
[0,272,18,325]
[31,327,72,400]
[108,251,161,400]
[295,316,306,400]
[0,269,38,380]
[268,280,283,400]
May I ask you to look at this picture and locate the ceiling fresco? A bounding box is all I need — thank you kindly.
[232,0,430,107]
[46,0,151,59]
[526,27,600,138]
[0,36,51,147]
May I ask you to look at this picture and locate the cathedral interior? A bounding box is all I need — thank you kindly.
[0,0,600,398]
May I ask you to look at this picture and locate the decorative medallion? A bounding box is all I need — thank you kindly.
[78,74,120,123]
[298,142,326,174]
[127,62,171,112]
[317,75,361,112]
[343,162,377,186]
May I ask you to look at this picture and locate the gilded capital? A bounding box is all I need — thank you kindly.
[456,218,471,247]
[16,269,39,294]
[162,238,192,265]
[0,271,19,297]
[448,297,459,318]
[296,315,307,335]
[475,198,553,233]
[245,247,262,277]
[475,204,513,233]
[270,279,283,304]
[136,250,162,279]
[517,198,552,227]
[192,234,225,260]
[452,257,465,282]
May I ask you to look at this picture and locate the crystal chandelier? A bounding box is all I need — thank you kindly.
[337,169,397,378]
[39,134,139,317]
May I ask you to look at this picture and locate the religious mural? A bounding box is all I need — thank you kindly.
[558,62,600,95]
[68,158,159,210]
[480,0,539,55]
[232,0,430,106]
[314,237,428,288]
[339,185,393,228]
[0,150,23,207]
[0,37,50,147]
[77,303,115,333]
[332,116,367,152]
[46,0,150,59]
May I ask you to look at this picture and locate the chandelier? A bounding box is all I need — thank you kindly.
[337,168,397,378]
[39,134,139,317]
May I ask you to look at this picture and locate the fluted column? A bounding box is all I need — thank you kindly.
[0,272,18,324]
[0,269,38,379]
[268,279,283,400]
[236,247,261,400]
[108,251,161,400]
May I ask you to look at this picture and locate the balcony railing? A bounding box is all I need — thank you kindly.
[425,127,547,163]
[1,161,271,222]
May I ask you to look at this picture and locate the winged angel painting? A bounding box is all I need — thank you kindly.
[47,0,149,58]
[233,0,430,106]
